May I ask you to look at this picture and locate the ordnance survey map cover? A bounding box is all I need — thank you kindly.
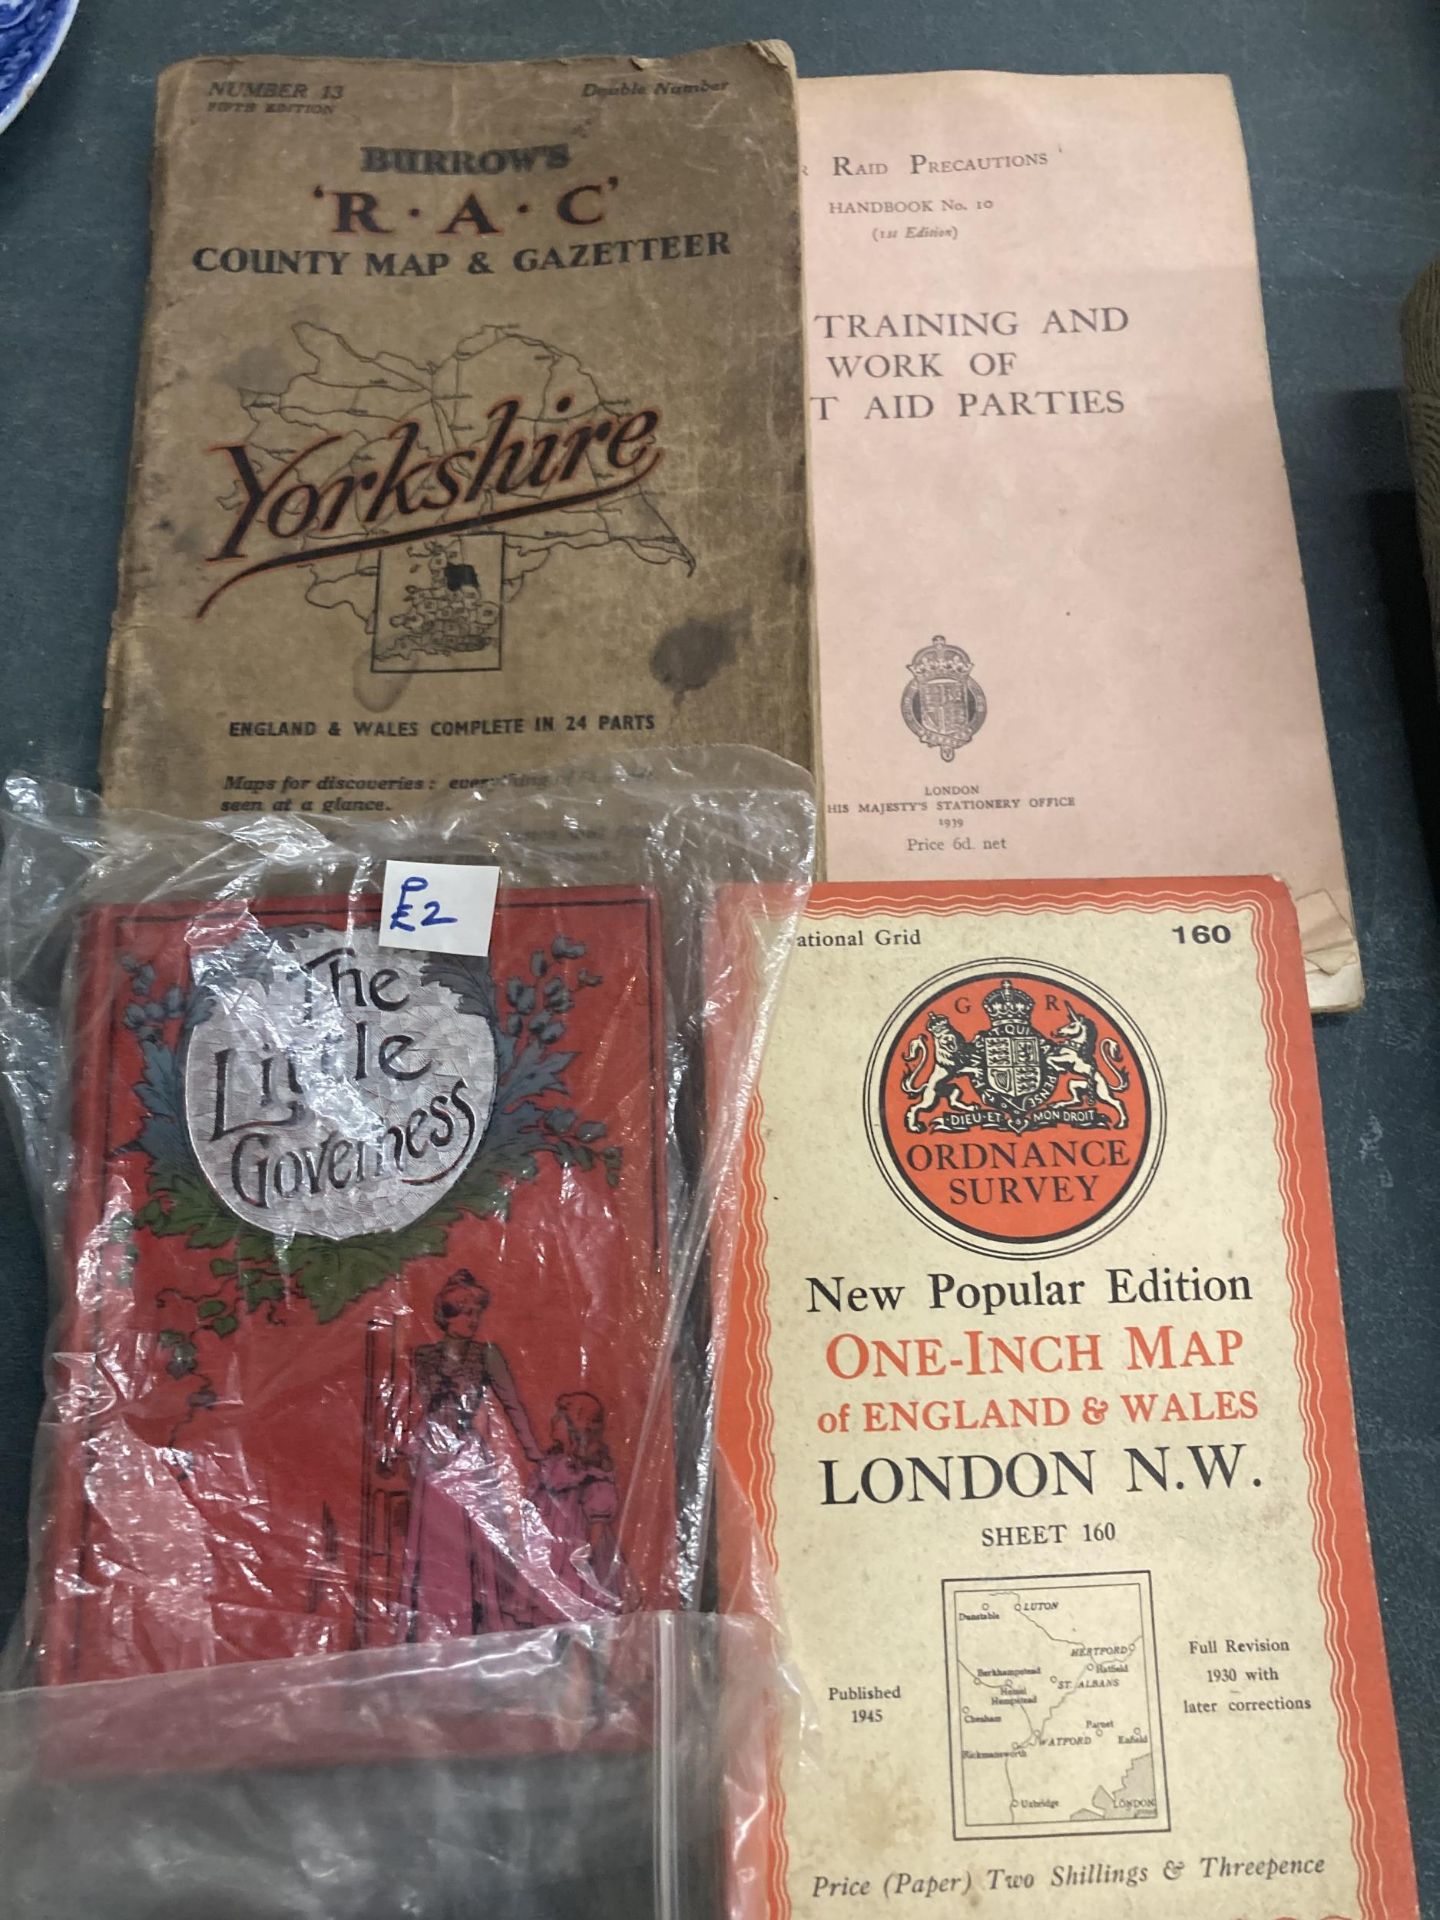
[715,878,1414,1918]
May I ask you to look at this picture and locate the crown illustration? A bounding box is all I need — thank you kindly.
[908,635,972,681]
[982,979,1035,1031]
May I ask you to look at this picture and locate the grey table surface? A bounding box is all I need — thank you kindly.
[1,0,1437,1913]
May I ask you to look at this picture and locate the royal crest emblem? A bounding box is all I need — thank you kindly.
[901,635,987,762]
[901,978,1128,1134]
[865,964,1165,1257]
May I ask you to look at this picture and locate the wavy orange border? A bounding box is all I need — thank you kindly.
[714,878,1417,1920]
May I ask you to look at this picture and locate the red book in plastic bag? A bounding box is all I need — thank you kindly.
[43,887,673,1692]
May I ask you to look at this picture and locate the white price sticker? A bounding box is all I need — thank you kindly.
[378,861,501,958]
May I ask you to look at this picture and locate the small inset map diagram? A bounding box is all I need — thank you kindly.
[374,534,505,674]
[942,1570,1169,1842]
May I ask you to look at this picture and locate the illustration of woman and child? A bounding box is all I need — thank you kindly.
[396,1268,633,1642]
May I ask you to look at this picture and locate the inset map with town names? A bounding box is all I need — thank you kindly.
[942,1570,1169,1842]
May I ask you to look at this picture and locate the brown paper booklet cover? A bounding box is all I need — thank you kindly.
[801,73,1360,1011]
[100,45,813,816]
[715,879,1414,1918]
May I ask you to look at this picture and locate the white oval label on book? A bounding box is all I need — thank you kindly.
[182,925,497,1241]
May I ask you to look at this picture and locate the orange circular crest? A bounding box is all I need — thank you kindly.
[865,963,1164,1257]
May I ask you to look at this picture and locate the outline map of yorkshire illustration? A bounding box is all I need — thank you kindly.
[227,322,695,661]
[942,1570,1169,1841]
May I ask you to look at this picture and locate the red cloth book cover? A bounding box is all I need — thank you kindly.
[40,885,673,1701]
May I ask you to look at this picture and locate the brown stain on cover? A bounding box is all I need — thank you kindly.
[650,614,743,700]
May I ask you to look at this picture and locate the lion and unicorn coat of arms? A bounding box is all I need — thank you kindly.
[900,978,1130,1136]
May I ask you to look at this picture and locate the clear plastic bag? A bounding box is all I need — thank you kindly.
[0,747,812,1914]
[0,1612,778,1920]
